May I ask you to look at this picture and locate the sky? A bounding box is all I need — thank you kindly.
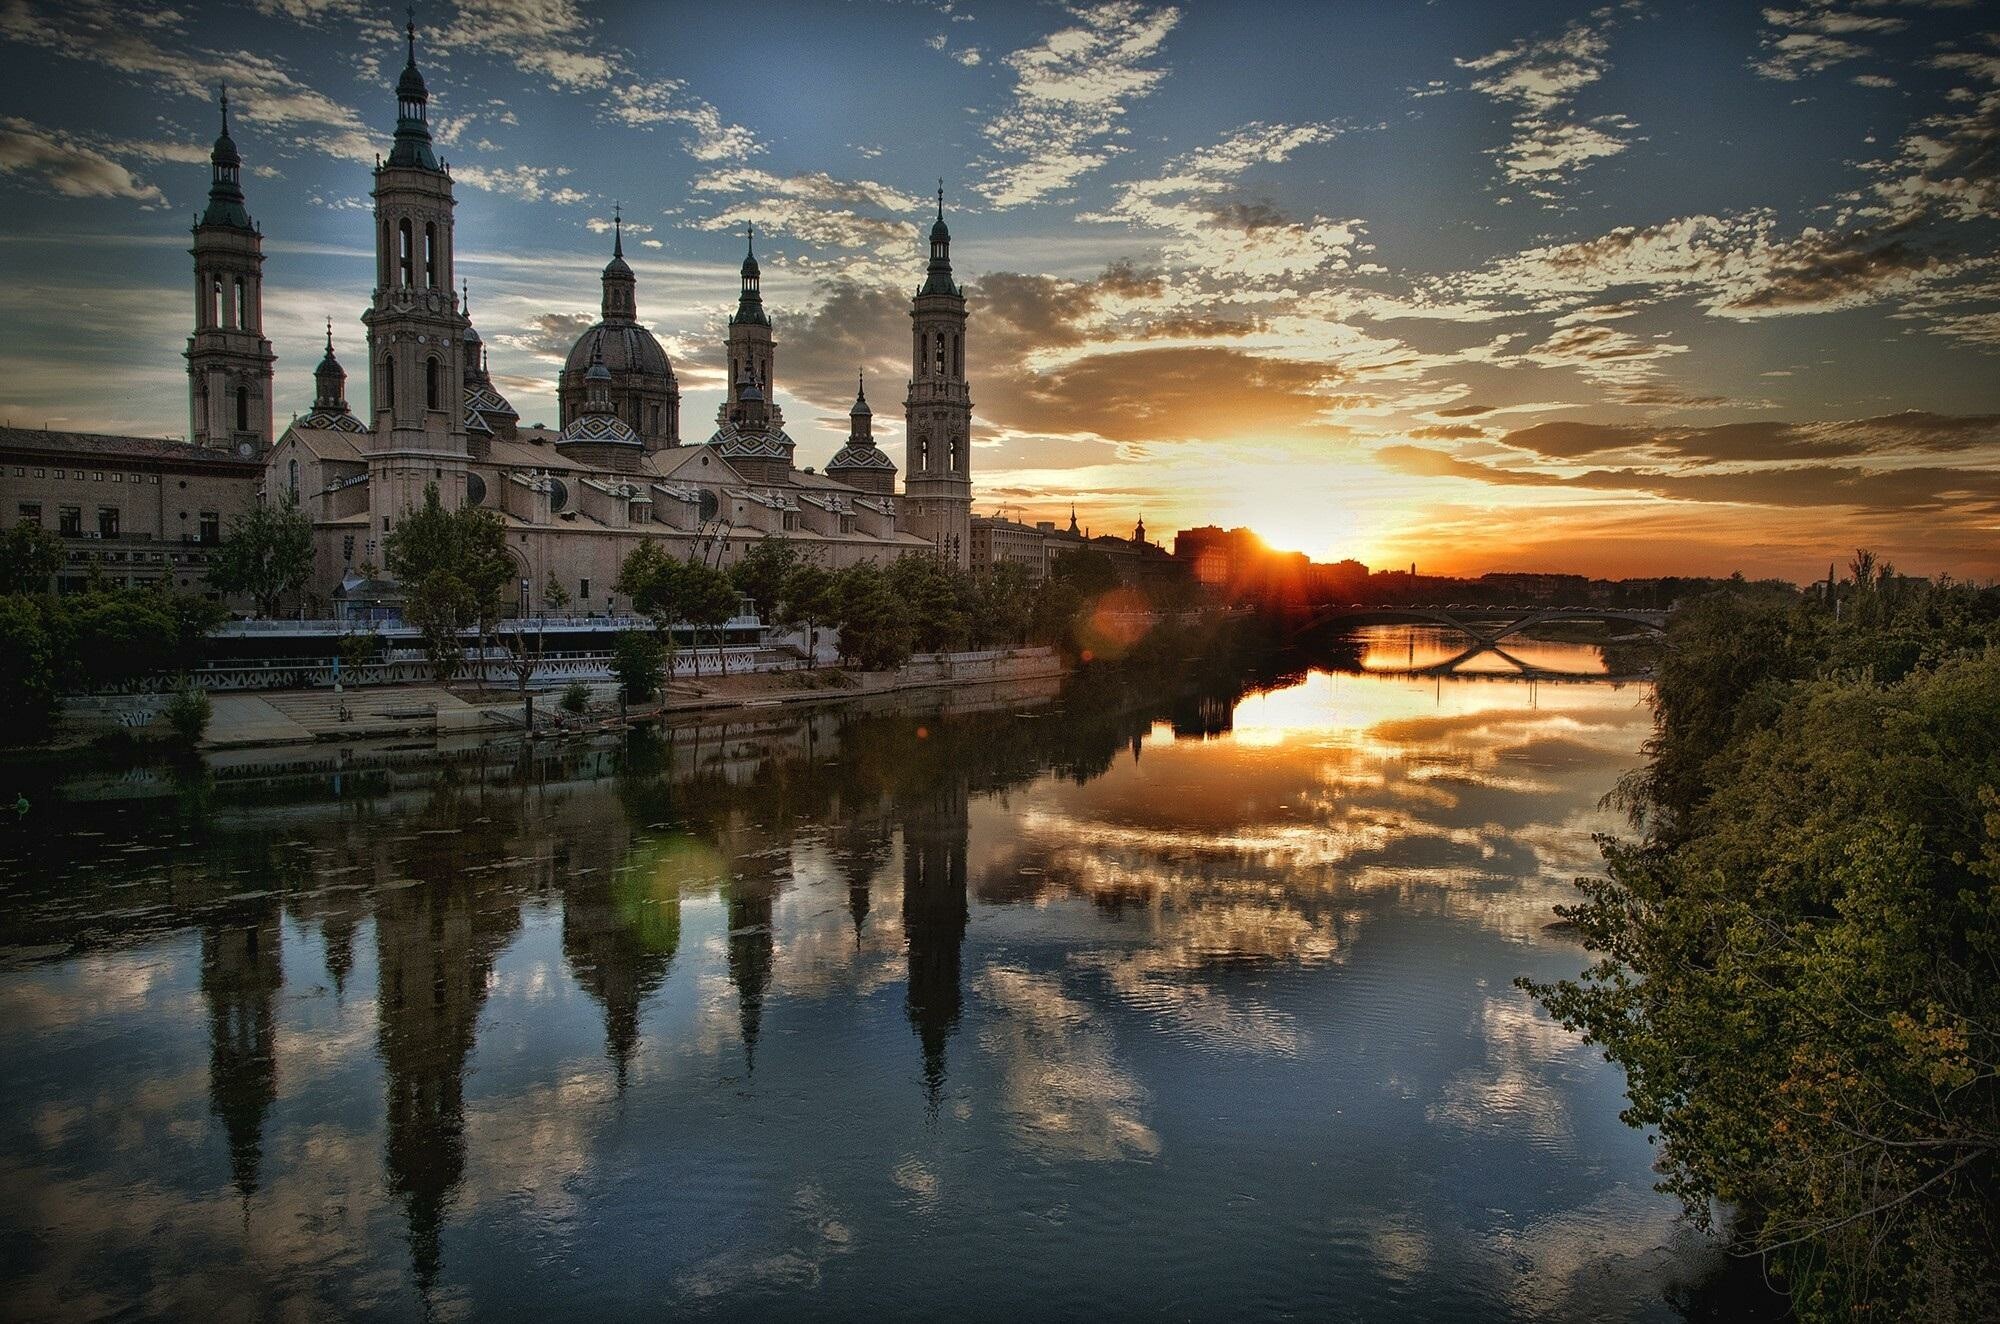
[0,0,1996,581]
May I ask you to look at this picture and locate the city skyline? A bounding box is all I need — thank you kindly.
[0,1,1996,579]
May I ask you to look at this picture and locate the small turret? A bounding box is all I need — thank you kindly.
[201,86,252,230]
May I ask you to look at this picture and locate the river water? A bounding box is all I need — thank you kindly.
[0,629,1735,1321]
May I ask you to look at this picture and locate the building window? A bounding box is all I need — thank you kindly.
[210,276,224,328]
[954,332,962,378]
[235,277,248,330]
[342,535,355,562]
[382,358,396,411]
[935,332,946,376]
[919,435,929,471]
[579,577,590,600]
[92,471,103,482]
[288,459,299,498]
[424,222,439,289]
[199,511,219,544]
[58,506,81,536]
[97,507,119,539]
[398,218,413,286]
[425,356,440,411]
[18,503,41,526]
[235,385,249,433]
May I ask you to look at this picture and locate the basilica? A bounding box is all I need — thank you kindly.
[220,23,974,613]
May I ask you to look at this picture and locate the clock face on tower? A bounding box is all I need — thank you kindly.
[236,440,254,457]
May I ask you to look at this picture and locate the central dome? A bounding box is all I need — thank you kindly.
[563,321,671,380]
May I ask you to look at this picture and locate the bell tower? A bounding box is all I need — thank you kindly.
[718,224,781,428]
[186,86,275,458]
[362,12,468,529]
[903,185,972,567]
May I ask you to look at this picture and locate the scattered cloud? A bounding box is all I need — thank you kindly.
[0,117,167,204]
[1458,8,1641,190]
[977,1,1182,207]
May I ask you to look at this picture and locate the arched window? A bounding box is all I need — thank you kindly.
[945,434,956,474]
[919,435,929,471]
[953,333,962,379]
[425,356,440,411]
[288,459,299,498]
[234,278,248,330]
[210,276,224,328]
[934,332,945,376]
[398,219,413,287]
[383,358,395,411]
[424,222,438,289]
[235,385,249,432]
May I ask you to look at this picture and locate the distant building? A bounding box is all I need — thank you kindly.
[0,427,260,595]
[971,510,1181,589]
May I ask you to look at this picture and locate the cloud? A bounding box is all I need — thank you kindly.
[605,80,763,162]
[1754,4,1908,81]
[501,311,598,361]
[977,1,1182,207]
[454,163,587,205]
[1084,122,1351,281]
[1458,9,1640,189]
[0,117,166,204]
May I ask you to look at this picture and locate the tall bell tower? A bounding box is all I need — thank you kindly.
[186,87,275,457]
[903,186,971,567]
[363,13,467,531]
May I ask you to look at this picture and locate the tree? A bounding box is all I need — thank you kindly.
[777,562,835,667]
[830,563,912,670]
[1530,580,2000,1321]
[616,541,692,679]
[209,493,314,617]
[0,523,60,595]
[0,595,60,743]
[383,485,510,683]
[972,561,1035,647]
[611,629,663,701]
[681,562,740,677]
[728,538,801,623]
[65,585,224,692]
[887,553,972,653]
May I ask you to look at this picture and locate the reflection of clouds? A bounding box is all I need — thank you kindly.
[1071,901,1339,1056]
[1488,1184,1708,1320]
[1428,989,1583,1145]
[974,965,1159,1162]
[675,1183,854,1301]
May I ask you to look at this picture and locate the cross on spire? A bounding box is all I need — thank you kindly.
[406,6,417,62]
[324,318,333,352]
[460,278,469,316]
[745,220,755,256]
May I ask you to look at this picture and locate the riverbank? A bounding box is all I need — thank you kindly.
[183,646,1068,750]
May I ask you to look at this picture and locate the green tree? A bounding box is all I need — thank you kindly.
[383,485,510,682]
[972,561,1036,647]
[830,563,912,670]
[728,538,801,622]
[777,562,835,667]
[616,541,693,679]
[887,553,972,653]
[612,629,664,701]
[0,523,61,595]
[0,595,60,743]
[65,586,224,692]
[209,493,314,617]
[681,561,740,677]
[1530,576,2000,1321]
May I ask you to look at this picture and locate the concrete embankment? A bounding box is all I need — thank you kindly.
[180,647,1066,751]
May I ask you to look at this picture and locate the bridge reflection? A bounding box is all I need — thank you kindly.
[1328,623,1656,684]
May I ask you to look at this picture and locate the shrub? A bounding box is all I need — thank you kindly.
[165,686,212,744]
[559,682,591,715]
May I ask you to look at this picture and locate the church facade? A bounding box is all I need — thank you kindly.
[250,23,975,615]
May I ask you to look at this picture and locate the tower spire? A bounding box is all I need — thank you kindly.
[612,201,623,258]
[220,82,230,136]
[387,4,438,170]
[937,179,944,222]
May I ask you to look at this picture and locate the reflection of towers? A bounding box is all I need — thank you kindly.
[200,898,283,1200]
[375,880,520,1302]
[725,877,776,1070]
[834,817,894,945]
[561,871,680,1087]
[901,780,970,1108]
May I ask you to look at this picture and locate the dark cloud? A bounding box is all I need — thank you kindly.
[1435,403,1498,417]
[1716,226,1955,315]
[982,345,1338,444]
[1408,423,1486,441]
[503,311,597,361]
[776,279,911,419]
[1495,411,2000,464]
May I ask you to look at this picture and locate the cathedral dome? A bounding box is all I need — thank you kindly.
[562,321,673,381]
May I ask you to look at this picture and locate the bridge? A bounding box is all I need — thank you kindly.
[1299,603,1668,646]
[1347,642,1655,684]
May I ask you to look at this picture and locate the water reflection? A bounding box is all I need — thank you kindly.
[0,631,1750,1320]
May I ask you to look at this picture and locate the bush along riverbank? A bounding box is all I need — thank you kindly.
[1526,561,2000,1321]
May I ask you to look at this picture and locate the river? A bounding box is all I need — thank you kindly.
[0,628,1748,1320]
